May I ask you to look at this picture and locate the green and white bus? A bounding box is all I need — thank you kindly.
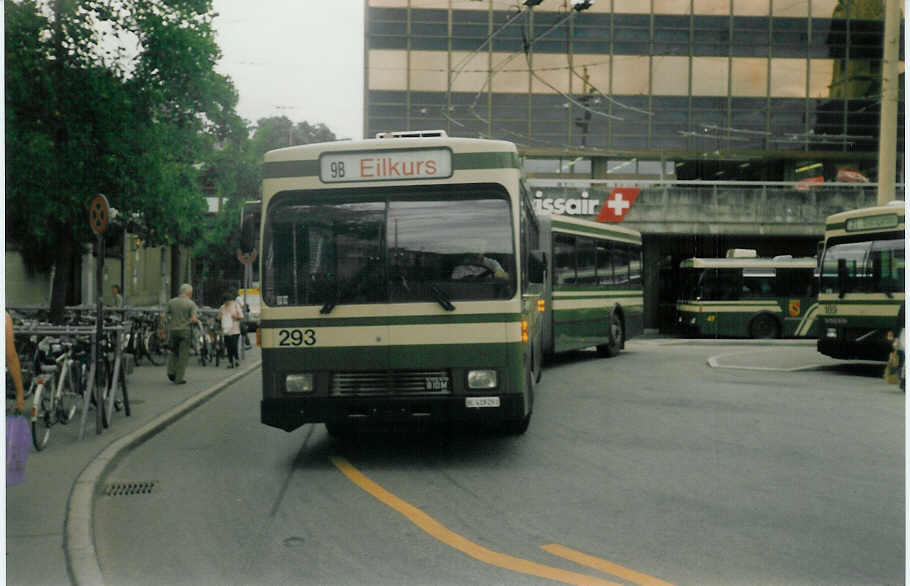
[817,202,905,360]
[676,252,820,338]
[256,131,544,435]
[537,215,644,357]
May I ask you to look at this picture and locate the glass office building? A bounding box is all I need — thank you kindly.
[364,0,904,182]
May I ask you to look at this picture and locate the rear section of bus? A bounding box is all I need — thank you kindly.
[537,214,644,356]
[257,132,536,433]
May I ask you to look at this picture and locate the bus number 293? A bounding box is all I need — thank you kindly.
[278,328,317,347]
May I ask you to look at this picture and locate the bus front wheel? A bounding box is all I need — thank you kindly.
[503,368,533,435]
[750,314,780,339]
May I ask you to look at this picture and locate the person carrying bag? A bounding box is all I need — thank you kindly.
[217,293,244,368]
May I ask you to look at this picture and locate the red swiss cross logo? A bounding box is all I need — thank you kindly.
[596,188,641,223]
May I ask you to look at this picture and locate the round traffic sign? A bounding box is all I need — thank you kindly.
[89,194,110,235]
[236,248,257,265]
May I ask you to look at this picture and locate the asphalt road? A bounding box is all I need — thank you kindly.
[92,339,904,586]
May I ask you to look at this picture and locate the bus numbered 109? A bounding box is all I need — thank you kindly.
[536,215,644,358]
[817,202,905,360]
[675,251,820,339]
[254,131,546,436]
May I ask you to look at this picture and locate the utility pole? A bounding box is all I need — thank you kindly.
[875,0,900,205]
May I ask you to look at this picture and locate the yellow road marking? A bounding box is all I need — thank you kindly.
[331,456,622,586]
[542,544,675,586]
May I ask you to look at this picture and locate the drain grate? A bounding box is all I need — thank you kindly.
[103,481,158,496]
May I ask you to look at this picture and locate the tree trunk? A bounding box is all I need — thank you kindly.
[170,245,181,298]
[48,234,75,324]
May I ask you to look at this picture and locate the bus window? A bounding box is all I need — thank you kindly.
[263,201,385,306]
[554,234,575,285]
[389,197,514,300]
[743,269,776,298]
[576,237,596,284]
[776,268,816,297]
[699,269,743,300]
[870,239,905,294]
[596,243,612,285]
[629,248,642,289]
[613,245,631,288]
[821,241,868,295]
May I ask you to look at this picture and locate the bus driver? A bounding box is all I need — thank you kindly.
[451,240,508,281]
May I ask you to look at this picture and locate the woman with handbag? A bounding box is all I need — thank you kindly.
[217,293,244,368]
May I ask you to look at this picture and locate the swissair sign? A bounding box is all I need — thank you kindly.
[320,148,453,183]
[595,187,641,223]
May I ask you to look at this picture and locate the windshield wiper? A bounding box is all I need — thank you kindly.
[320,287,339,314]
[429,284,456,311]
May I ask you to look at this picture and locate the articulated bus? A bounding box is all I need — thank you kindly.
[675,251,820,338]
[537,215,644,358]
[256,131,546,435]
[817,202,905,360]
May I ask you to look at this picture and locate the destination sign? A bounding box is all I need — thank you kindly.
[320,148,453,183]
[845,213,900,232]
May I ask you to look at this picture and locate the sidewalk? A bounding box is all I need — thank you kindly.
[5,346,262,586]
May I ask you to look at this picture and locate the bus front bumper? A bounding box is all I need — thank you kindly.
[261,394,526,432]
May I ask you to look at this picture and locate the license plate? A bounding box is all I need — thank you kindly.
[465,396,500,408]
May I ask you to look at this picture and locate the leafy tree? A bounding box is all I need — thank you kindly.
[251,116,336,154]
[5,0,244,321]
[191,117,337,301]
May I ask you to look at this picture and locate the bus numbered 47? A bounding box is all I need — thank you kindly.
[675,251,820,339]
[254,131,546,436]
[817,202,905,360]
[536,214,644,358]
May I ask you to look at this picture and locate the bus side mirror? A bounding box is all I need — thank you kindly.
[837,258,847,299]
[240,201,261,254]
[529,250,546,284]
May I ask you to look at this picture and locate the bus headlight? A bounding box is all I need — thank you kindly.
[285,373,315,393]
[467,369,497,389]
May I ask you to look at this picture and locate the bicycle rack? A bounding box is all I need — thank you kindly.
[14,323,129,440]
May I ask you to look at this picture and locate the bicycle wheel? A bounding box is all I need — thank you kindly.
[143,331,163,366]
[102,357,124,427]
[198,331,209,366]
[58,363,80,424]
[94,359,110,429]
[30,382,51,451]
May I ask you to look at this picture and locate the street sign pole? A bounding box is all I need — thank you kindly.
[89,194,110,434]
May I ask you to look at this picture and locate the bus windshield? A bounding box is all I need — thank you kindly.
[821,234,904,296]
[262,184,516,308]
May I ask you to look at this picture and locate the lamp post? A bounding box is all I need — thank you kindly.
[876,0,900,205]
[274,105,298,147]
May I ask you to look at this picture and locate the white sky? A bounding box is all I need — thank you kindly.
[212,1,365,140]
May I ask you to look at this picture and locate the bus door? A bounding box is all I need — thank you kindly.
[775,268,818,337]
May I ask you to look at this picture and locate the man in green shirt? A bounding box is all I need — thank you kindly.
[159,283,200,384]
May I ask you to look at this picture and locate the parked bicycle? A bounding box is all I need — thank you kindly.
[124,310,164,366]
[190,321,212,366]
[29,337,88,450]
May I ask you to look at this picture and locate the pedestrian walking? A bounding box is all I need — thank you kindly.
[158,283,199,385]
[217,293,243,368]
[111,284,124,308]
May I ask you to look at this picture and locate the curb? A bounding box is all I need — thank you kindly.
[64,360,262,586]
[706,351,822,372]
